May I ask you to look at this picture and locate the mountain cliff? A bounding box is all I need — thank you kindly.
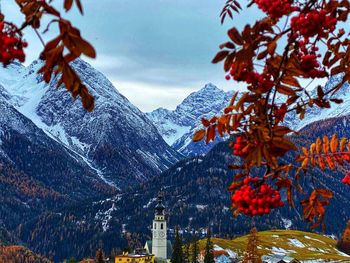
[147,83,233,156]
[0,60,182,188]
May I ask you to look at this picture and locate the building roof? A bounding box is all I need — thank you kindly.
[116,254,154,258]
[145,240,172,259]
[213,250,229,258]
[262,255,299,263]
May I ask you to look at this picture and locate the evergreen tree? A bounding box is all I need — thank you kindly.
[204,230,214,263]
[171,227,184,263]
[67,258,77,263]
[243,228,262,263]
[96,248,104,263]
[111,248,117,259]
[190,236,199,263]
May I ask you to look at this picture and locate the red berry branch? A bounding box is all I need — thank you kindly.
[0,0,96,111]
[0,22,27,65]
[194,0,350,230]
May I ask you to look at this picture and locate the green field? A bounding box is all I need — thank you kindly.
[198,230,350,262]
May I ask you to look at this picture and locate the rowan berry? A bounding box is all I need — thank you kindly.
[291,10,337,39]
[254,0,299,19]
[342,174,350,185]
[0,22,27,66]
[230,177,284,216]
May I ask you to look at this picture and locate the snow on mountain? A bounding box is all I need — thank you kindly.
[0,59,182,188]
[147,83,233,156]
[284,75,350,131]
[148,76,350,157]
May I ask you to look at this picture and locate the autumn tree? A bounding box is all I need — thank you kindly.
[95,248,104,263]
[67,257,77,263]
[0,0,96,111]
[171,227,185,263]
[337,220,350,255]
[194,0,350,230]
[243,228,262,263]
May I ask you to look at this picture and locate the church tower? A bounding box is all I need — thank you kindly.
[152,193,167,260]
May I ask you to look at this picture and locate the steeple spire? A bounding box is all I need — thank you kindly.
[155,192,165,216]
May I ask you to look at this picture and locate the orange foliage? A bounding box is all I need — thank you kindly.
[194,0,350,229]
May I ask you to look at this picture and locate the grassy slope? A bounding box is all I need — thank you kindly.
[198,230,350,261]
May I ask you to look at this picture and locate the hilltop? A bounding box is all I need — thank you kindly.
[198,230,350,262]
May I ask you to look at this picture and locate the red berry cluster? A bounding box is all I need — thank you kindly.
[248,72,274,92]
[342,174,350,185]
[233,136,248,157]
[296,39,325,78]
[226,66,273,93]
[231,177,284,216]
[291,10,337,39]
[0,22,27,66]
[254,0,299,19]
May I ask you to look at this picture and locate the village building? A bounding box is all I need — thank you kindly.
[115,252,155,263]
[261,254,300,263]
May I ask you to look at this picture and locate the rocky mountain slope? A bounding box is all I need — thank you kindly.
[147,83,233,156]
[0,60,182,188]
[0,59,183,259]
[148,76,350,157]
[17,115,350,261]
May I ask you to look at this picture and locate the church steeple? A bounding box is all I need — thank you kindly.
[155,193,165,216]
[152,192,167,260]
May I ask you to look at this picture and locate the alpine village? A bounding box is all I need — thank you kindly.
[3,0,350,263]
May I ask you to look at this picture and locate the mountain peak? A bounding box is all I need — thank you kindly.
[199,83,222,93]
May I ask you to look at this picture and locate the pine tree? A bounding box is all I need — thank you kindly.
[171,227,184,263]
[67,258,77,263]
[203,230,215,263]
[190,236,199,263]
[96,248,104,263]
[243,228,262,263]
[111,248,117,259]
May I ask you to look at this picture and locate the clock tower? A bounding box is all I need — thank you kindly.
[152,193,167,260]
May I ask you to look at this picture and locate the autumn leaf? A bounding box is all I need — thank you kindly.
[193,130,206,142]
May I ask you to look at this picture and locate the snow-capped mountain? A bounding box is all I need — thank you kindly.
[284,74,350,131]
[148,77,350,156]
[0,59,182,188]
[147,83,233,156]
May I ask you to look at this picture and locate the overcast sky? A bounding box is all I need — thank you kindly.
[3,1,262,111]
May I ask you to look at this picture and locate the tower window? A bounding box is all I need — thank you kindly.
[154,223,156,229]
[161,223,163,229]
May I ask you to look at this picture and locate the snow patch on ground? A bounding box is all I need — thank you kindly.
[288,238,305,248]
[304,236,326,244]
[271,247,296,255]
